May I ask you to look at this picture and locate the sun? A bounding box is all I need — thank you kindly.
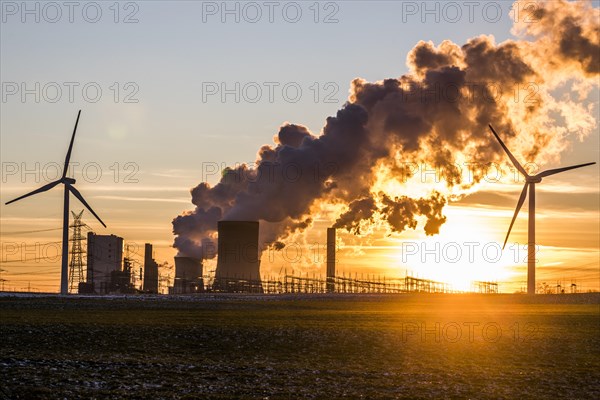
[392,204,516,291]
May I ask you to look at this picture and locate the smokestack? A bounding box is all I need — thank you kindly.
[143,243,159,293]
[144,243,152,264]
[326,228,336,293]
[214,221,261,292]
[174,256,203,294]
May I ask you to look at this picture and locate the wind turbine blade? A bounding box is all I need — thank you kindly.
[535,162,596,179]
[503,183,529,250]
[66,184,106,228]
[488,125,528,177]
[63,110,81,179]
[4,180,62,205]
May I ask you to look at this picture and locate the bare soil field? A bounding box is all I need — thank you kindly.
[1,293,598,399]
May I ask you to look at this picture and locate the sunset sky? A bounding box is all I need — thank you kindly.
[1,1,598,293]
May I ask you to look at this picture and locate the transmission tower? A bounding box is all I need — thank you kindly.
[69,210,86,293]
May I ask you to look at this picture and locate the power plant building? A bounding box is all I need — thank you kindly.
[143,243,159,293]
[86,233,124,294]
[171,256,203,294]
[213,220,262,292]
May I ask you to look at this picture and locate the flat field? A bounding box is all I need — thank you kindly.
[1,293,598,399]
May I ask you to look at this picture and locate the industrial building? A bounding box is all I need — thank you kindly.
[171,256,203,294]
[77,225,492,296]
[143,243,159,293]
[212,220,262,292]
[86,233,124,294]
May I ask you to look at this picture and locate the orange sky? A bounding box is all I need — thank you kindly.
[1,163,598,294]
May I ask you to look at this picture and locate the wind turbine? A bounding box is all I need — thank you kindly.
[5,110,106,295]
[488,125,595,295]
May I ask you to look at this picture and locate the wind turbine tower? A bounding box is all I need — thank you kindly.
[5,111,106,295]
[488,125,595,295]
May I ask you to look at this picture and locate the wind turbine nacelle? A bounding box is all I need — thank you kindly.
[63,177,76,184]
[526,176,542,183]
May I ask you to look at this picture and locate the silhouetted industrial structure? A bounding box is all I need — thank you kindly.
[404,275,454,293]
[326,228,336,293]
[201,225,469,294]
[68,210,86,293]
[109,269,134,293]
[86,233,123,294]
[212,221,262,292]
[471,280,499,294]
[143,243,159,293]
[171,256,203,294]
[275,272,404,294]
[74,223,506,296]
[216,272,472,294]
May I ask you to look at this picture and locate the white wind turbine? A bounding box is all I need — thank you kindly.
[488,125,595,295]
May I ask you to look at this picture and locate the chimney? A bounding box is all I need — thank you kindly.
[326,228,336,293]
[143,243,159,293]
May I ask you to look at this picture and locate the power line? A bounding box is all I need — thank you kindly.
[0,227,63,235]
[5,270,61,276]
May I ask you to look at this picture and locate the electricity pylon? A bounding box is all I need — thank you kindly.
[68,210,86,293]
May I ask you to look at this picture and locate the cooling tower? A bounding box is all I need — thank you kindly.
[174,256,203,293]
[214,221,261,291]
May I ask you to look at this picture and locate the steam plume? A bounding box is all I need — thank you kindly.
[173,0,598,258]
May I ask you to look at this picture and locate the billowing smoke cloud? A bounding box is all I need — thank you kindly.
[332,191,447,236]
[514,0,600,77]
[173,0,598,258]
